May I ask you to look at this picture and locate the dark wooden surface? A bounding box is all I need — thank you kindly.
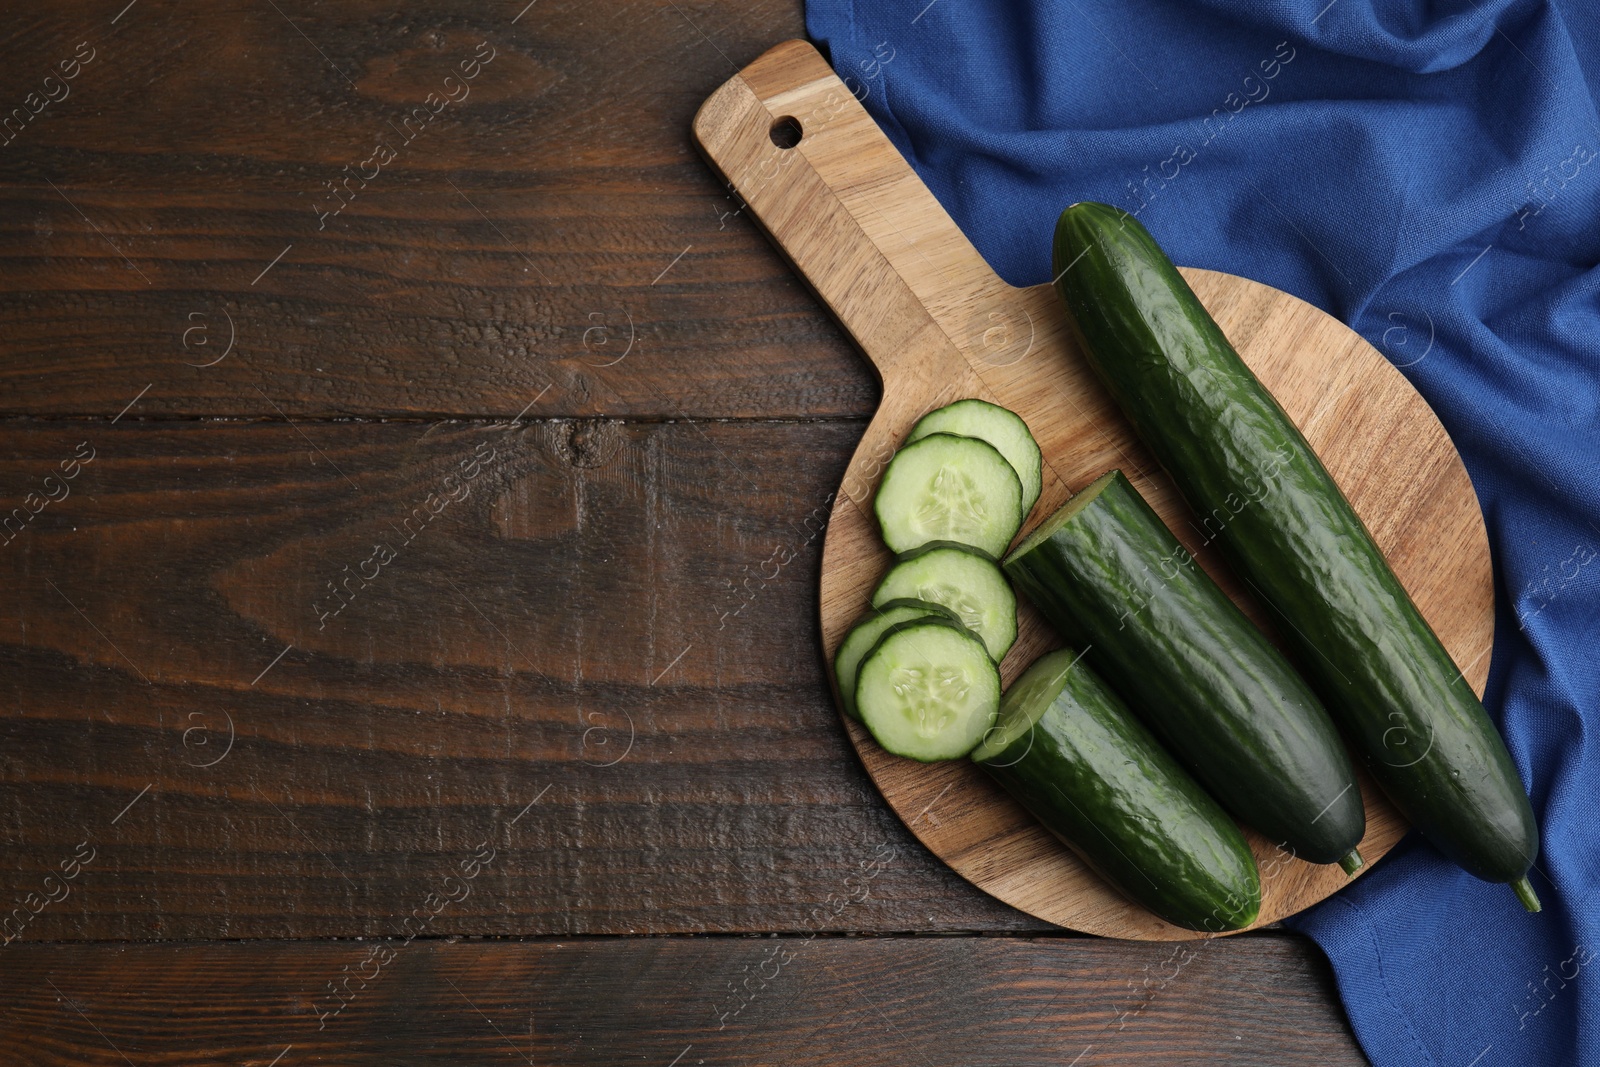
[0,419,1038,939]
[0,939,1364,1065]
[0,0,1368,1062]
[0,0,868,420]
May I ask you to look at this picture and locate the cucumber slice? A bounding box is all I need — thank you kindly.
[855,619,1000,761]
[833,598,961,722]
[908,399,1042,514]
[874,433,1023,558]
[871,544,1017,662]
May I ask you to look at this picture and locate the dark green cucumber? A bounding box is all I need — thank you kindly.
[1053,202,1539,908]
[972,648,1260,932]
[1004,470,1365,868]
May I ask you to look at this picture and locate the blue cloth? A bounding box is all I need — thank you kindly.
[805,1,1600,1063]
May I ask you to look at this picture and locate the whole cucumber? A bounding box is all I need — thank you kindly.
[1052,202,1540,910]
[972,649,1261,932]
[1005,469,1366,869]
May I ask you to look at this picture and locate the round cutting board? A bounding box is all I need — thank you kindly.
[692,41,1493,939]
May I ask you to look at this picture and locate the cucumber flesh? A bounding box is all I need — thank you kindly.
[874,433,1023,559]
[834,598,961,722]
[973,649,1261,932]
[855,619,1000,761]
[872,544,1017,662]
[907,399,1043,514]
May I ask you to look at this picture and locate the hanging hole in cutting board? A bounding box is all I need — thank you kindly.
[769,116,803,149]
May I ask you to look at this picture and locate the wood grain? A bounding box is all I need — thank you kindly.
[0,419,1053,939]
[0,938,1366,1065]
[693,41,1494,938]
[0,0,872,420]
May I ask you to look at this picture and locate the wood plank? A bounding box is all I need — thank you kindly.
[0,0,871,420]
[0,418,1050,939]
[0,937,1366,1065]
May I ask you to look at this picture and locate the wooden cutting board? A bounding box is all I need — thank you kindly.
[692,40,1493,940]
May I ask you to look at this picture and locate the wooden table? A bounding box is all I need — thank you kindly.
[0,2,1368,1062]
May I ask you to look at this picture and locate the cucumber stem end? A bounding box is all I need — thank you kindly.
[1513,876,1543,914]
[1338,849,1364,877]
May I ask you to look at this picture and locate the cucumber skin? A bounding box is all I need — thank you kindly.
[1004,471,1365,865]
[1052,202,1538,885]
[975,652,1260,932]
[895,538,999,565]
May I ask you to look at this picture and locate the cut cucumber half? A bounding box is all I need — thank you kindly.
[855,619,1000,761]
[871,544,1017,662]
[874,433,1024,558]
[834,598,961,722]
[908,399,1042,514]
[970,648,1261,932]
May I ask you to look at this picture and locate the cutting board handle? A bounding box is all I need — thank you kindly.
[693,40,1027,386]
